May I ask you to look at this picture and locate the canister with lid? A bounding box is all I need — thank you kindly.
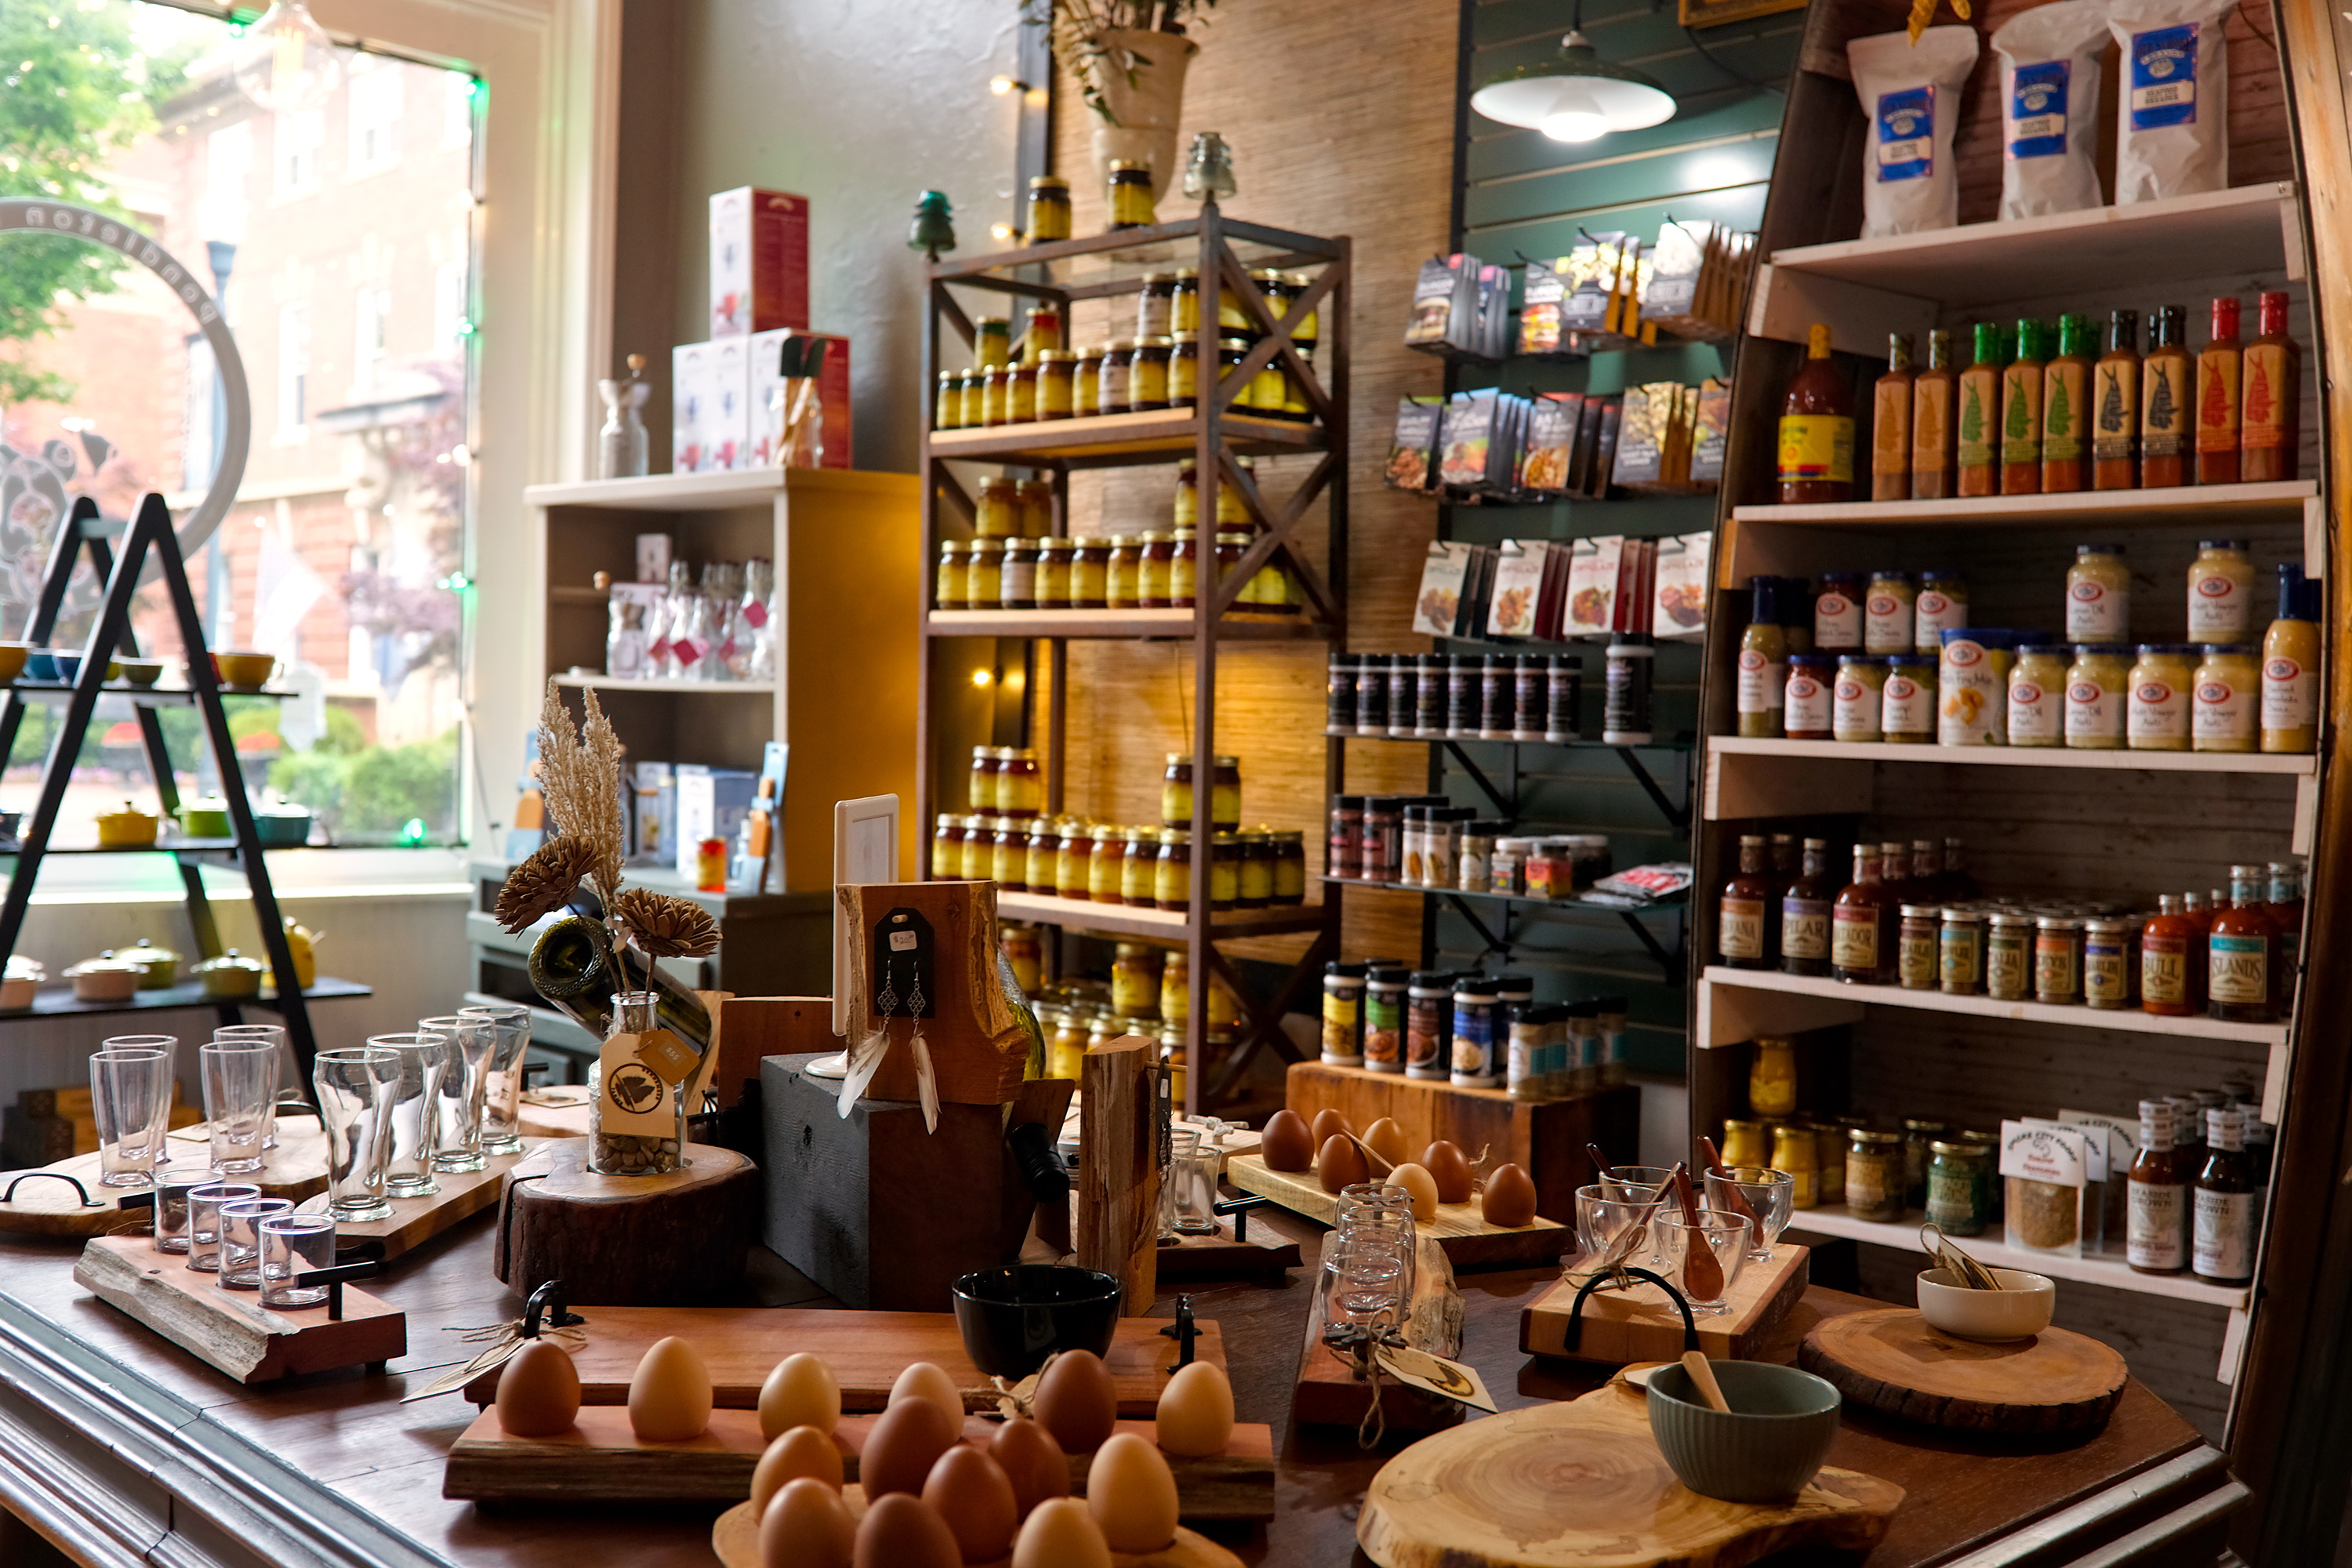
[1833,654,1887,742]
[1364,964,1409,1073]
[1479,654,1515,739]
[1327,795,1362,876]
[1326,655,1359,735]
[1419,653,1450,736]
[1926,1140,1990,1236]
[1512,655,1550,742]
[1405,971,1453,1080]
[2064,644,2130,750]
[1507,1004,1552,1102]
[1939,908,1984,994]
[1544,655,1583,742]
[1321,961,1367,1065]
[1986,912,2035,1000]
[1459,821,1502,891]
[1881,655,1937,742]
[1450,976,1501,1088]
[2127,644,2195,750]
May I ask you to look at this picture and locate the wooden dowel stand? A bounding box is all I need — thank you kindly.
[1077,1036,1160,1314]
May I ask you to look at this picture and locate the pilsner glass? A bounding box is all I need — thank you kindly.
[460,1003,533,1156]
[200,1039,279,1175]
[419,1014,496,1174]
[89,1041,175,1187]
[372,1033,448,1198]
[313,1047,399,1222]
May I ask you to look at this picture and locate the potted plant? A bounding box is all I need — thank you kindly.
[1031,1,1216,201]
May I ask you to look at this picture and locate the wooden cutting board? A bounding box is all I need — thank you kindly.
[442,1406,1273,1517]
[458,1305,1219,1416]
[1356,1377,1904,1568]
[1225,1155,1568,1267]
[1519,1243,1810,1366]
[1798,1308,2127,1434]
[710,1490,1245,1568]
[0,1116,328,1237]
[73,1233,405,1383]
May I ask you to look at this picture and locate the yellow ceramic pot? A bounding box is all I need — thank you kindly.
[95,801,160,848]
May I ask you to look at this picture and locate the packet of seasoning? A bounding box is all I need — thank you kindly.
[1993,1,2109,220]
[2108,0,2234,204]
[1849,27,1980,238]
[1998,1119,2089,1258]
[1384,397,1443,492]
[1519,258,1567,356]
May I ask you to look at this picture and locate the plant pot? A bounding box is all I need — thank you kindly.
[1088,27,1198,204]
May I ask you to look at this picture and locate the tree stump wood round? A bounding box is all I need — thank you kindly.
[495,1140,759,1306]
[1798,1308,2127,1435]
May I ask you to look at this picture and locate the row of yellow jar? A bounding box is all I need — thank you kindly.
[1043,1008,1240,1085]
[1131,266,1324,344]
[2013,642,2267,753]
[937,530,1300,614]
[935,335,1316,430]
[966,746,1044,816]
[972,476,1056,539]
[934,814,1308,908]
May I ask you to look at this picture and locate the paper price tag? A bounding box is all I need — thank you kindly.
[1374,1345,1497,1413]
[597,1031,677,1136]
[635,1026,700,1088]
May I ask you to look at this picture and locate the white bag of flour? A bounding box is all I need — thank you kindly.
[2109,0,2234,203]
[1993,1,2110,219]
[1849,27,1982,238]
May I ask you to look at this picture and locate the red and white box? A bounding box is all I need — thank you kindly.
[711,187,810,339]
[670,341,714,474]
[748,328,852,470]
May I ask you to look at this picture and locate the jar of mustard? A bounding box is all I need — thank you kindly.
[1072,345,1102,418]
[935,540,967,611]
[1209,755,1241,829]
[1130,336,1173,410]
[1069,537,1110,609]
[1881,654,1937,743]
[2009,644,2070,746]
[957,368,984,429]
[1914,571,1969,652]
[1748,1036,1797,1117]
[1167,333,1200,409]
[1120,827,1158,905]
[1036,350,1075,419]
[1025,173,1071,244]
[975,476,1021,538]
[1722,1118,1769,1170]
[964,539,1004,609]
[1774,1123,1820,1209]
[1167,528,1200,609]
[2187,539,2256,642]
[2064,644,2130,750]
[1154,829,1192,910]
[1107,158,1156,229]
[935,371,962,431]
[2066,543,2130,641]
[1034,537,1073,608]
[1864,569,1916,655]
[2193,644,2260,753]
[2127,643,2195,750]
[978,364,1008,427]
[1834,653,1887,742]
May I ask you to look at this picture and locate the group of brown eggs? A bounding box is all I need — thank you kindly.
[1259,1106,1541,1229]
[492,1331,1236,1567]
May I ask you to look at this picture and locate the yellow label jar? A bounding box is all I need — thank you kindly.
[975,476,1021,538]
[991,818,1028,888]
[1024,818,1060,893]
[1153,829,1192,910]
[935,371,962,431]
[1161,753,1193,827]
[1171,268,1200,336]
[964,538,1004,609]
[1001,537,1038,610]
[1025,173,1071,243]
[1168,528,1199,609]
[1209,755,1241,830]
[958,815,992,881]
[1270,830,1307,903]
[1036,350,1075,419]
[1880,655,1937,743]
[1130,336,1173,410]
[2187,539,2256,642]
[978,364,1007,428]
[1072,345,1102,419]
[1111,942,1162,1016]
[975,317,1011,371]
[1833,653,1887,742]
[1087,827,1126,904]
[1912,571,1969,653]
[1034,537,1072,608]
[1007,362,1037,424]
[1054,822,1094,900]
[935,539,966,611]
[2008,643,2070,746]
[1107,158,1156,230]
[2126,643,2195,751]
[1748,1036,1797,1117]
[1098,339,1134,412]
[1167,332,1200,409]
[1105,535,1143,610]
[1863,569,1915,655]
[956,369,983,430]
[1773,1123,1820,1210]
[1135,272,1174,339]
[1014,477,1054,537]
[1138,530,1172,608]
[2192,643,2261,753]
[2063,644,2130,750]
[2066,543,2130,641]
[1208,832,1240,909]
[1174,459,1199,531]
[1069,537,1110,609]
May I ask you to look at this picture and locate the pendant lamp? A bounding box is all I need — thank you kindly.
[1470,6,1677,143]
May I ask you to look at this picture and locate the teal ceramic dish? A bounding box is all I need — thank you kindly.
[253,808,313,847]
[1646,1360,1842,1504]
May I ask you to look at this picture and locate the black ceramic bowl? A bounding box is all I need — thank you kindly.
[953,1265,1122,1379]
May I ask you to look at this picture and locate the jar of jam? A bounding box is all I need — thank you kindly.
[979,364,1008,427]
[1986,912,2034,1000]
[1025,173,1071,243]
[1001,538,1039,611]
[1107,158,1155,230]
[1130,336,1173,410]
[935,540,967,611]
[1162,754,1194,828]
[1154,829,1192,910]
[964,539,1004,608]
[1208,833,1240,910]
[1280,343,1316,421]
[1087,827,1126,904]
[1171,268,1200,335]
[1098,339,1135,412]
[1129,530,1168,608]
[1024,818,1059,893]
[1069,537,1110,609]
[999,747,1041,818]
[1208,754,1240,829]
[991,818,1029,889]
[1036,350,1075,419]
[1120,827,1158,905]
[957,368,984,429]
[1106,535,1143,609]
[1940,908,1984,994]
[1246,338,1285,414]
[1034,537,1073,608]
[1214,529,1250,603]
[1236,830,1273,906]
[1271,830,1306,903]
[1007,362,1037,423]
[2035,916,2083,1003]
[1072,344,1102,418]
[1218,459,1254,530]
[1215,336,1252,408]
[959,815,992,880]
[932,812,964,877]
[967,745,1003,813]
[1055,822,1096,900]
[1167,528,1199,609]
[1135,271,1174,339]
[1014,477,1054,537]
[935,371,962,431]
[1168,332,1200,409]
[1847,1129,1905,1222]
[975,317,1011,370]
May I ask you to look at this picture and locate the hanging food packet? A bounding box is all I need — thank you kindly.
[1992,1,2109,220]
[2109,0,2234,203]
[1849,27,1980,238]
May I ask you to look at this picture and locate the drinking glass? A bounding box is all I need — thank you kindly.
[1573,1182,1664,1276]
[1319,1232,1410,1331]
[89,1041,175,1187]
[1159,1125,1219,1238]
[215,1022,301,1146]
[420,1014,496,1174]
[200,1039,278,1175]
[1334,1183,1417,1315]
[216,1196,294,1289]
[260,1214,338,1308]
[461,1003,533,1156]
[1592,1163,1675,1265]
[100,1035,179,1170]
[1655,1209,1753,1316]
[314,1047,399,1221]
[1704,1165,1796,1263]
[372,1033,448,1198]
[185,1181,260,1272]
[154,1167,216,1253]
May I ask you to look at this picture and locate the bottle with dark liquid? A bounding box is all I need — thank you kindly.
[529,914,715,1047]
[2141,306,2193,489]
[2192,1108,2257,1287]
[1832,844,1889,984]
[2042,313,2093,493]
[2001,318,2046,495]
[1873,332,1915,502]
[1941,837,1979,900]
[2267,858,2304,991]
[1909,838,1945,902]
[1778,323,1855,504]
[2197,296,2245,485]
[2093,309,2140,491]
[1780,837,1835,978]
[2209,862,2278,1022]
[1956,322,2003,498]
[1766,833,1799,959]
[1718,833,1773,970]
[2240,289,2299,483]
[1911,327,1958,499]
[2127,1099,2188,1275]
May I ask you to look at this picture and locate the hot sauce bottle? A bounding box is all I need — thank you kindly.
[2127,1099,2188,1276]
[2041,314,2093,493]
[2240,289,2299,482]
[2192,1107,2257,1287]
[2196,296,2244,486]
[2209,863,2278,1022]
[2141,306,2193,489]
[2000,318,2046,495]
[2140,894,2197,1017]
[1911,327,1958,499]
[1831,844,1887,985]
[2092,309,2140,491]
[1955,322,2003,499]
[1873,332,1915,502]
[1779,323,1855,503]
[1941,837,1978,900]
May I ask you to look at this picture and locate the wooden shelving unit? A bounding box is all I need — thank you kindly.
[915,206,1348,1113]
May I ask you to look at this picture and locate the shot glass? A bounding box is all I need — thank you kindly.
[1573,1182,1664,1277]
[201,1038,280,1175]
[185,1181,260,1273]
[216,1196,294,1289]
[1704,1166,1797,1263]
[1319,1232,1411,1331]
[420,1014,496,1174]
[90,1041,176,1187]
[461,1003,533,1156]
[372,1033,448,1198]
[1591,1163,1676,1266]
[259,1214,338,1308]
[1656,1209,1754,1316]
[154,1167,217,1253]
[314,1047,399,1222]
[214,1022,300,1146]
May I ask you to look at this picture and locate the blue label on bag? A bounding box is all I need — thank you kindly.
[1876,86,1936,180]
[2129,24,2199,129]
[2009,60,2071,158]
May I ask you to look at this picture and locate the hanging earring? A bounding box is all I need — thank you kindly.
[906,956,927,1021]
[874,951,902,1020]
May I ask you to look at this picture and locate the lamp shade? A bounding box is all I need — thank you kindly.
[1471,32,1677,141]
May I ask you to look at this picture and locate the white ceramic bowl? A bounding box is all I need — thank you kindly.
[1917,1266,2056,1341]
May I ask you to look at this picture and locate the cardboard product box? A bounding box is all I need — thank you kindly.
[605,583,664,679]
[631,762,675,866]
[703,337,751,473]
[710,187,811,339]
[674,764,760,880]
[671,341,713,474]
[747,328,854,470]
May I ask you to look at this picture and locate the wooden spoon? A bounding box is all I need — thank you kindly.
[1697,1135,1763,1231]
[1680,1349,1732,1413]
[1670,1163,1726,1303]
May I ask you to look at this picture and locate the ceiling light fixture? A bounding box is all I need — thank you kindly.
[1470,5,1676,143]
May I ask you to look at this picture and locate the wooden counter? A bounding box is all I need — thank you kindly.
[0,1204,2243,1568]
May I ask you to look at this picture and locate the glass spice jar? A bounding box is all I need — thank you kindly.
[1926,1140,1989,1236]
[1055,822,1095,901]
[975,476,1021,538]
[1138,531,1174,608]
[1163,753,1194,828]
[1328,795,1363,878]
[1036,350,1075,419]
[1007,362,1038,424]
[1168,332,1200,409]
[964,539,1004,609]
[1847,1129,1905,1222]
[1130,336,1173,410]
[2034,916,2083,1004]
[1098,339,1135,412]
[1270,830,1307,903]
[1069,536,1111,609]
[1034,536,1073,608]
[1107,158,1156,230]
[1940,908,1984,994]
[1237,830,1273,907]
[1154,829,1192,910]
[1167,528,1199,609]
[935,539,967,611]
[1000,538,1039,611]
[1120,827,1157,906]
[2084,916,2133,1008]
[1986,912,2035,1000]
[1898,904,1940,989]
[1025,173,1071,243]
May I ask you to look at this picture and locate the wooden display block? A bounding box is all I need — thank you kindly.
[838,881,1032,1105]
[1154,1221,1301,1282]
[1798,1308,2127,1434]
[1295,1236,1465,1432]
[712,1494,1246,1568]
[1079,1035,1161,1312]
[444,1405,1273,1517]
[1282,1062,1639,1223]
[296,1140,541,1262]
[1226,1154,1568,1268]
[0,1116,330,1237]
[1519,1242,1811,1366]
[494,1139,762,1307]
[458,1303,1221,1416]
[1356,1376,1902,1568]
[72,1232,405,1383]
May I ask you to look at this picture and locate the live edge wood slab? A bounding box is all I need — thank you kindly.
[492,1139,760,1306]
[1798,1308,2129,1435]
[1225,1153,1568,1267]
[1519,1243,1812,1366]
[443,1406,1275,1518]
[0,1116,330,1238]
[72,1232,405,1383]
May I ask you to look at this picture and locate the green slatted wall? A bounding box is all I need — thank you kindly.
[1431,0,1803,1076]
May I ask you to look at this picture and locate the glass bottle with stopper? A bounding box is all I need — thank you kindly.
[596,354,652,480]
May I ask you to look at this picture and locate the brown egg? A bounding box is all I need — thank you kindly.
[1260,1109,1314,1172]
[1388,1162,1439,1222]
[1316,1132,1368,1194]
[627,1336,712,1442]
[1362,1116,1408,1167]
[761,1476,855,1568]
[760,1352,841,1439]
[1483,1161,1539,1227]
[1011,1497,1112,1568]
[990,1417,1070,1515]
[493,1339,581,1438]
[851,1493,962,1568]
[859,1395,960,1497]
[752,1425,844,1515]
[1085,1432,1179,1553]
[1423,1139,1474,1203]
[1309,1108,1354,1149]
[891,1361,967,1431]
[1152,1360,1234,1457]
[1030,1348,1118,1453]
[922,1443,1019,1563]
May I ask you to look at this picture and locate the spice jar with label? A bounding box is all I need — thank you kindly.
[2084,917,2133,1009]
[1881,655,1937,742]
[1863,569,1916,655]
[989,818,1025,887]
[1986,912,2035,1000]
[933,813,965,877]
[2187,539,2256,642]
[2035,916,2084,1004]
[2009,644,2070,746]
[1911,570,1969,652]
[1940,907,1984,993]
[1130,336,1173,409]
[1406,971,1453,1080]
[1926,1140,1990,1236]
[1005,361,1037,424]
[1363,964,1408,1073]
[2065,644,2130,750]
[956,815,989,880]
[975,316,1012,371]
[2192,644,2260,753]
[1847,1129,1907,1221]
[1321,961,1367,1066]
[1450,975,1501,1088]
[1898,905,1940,989]
[1833,653,1887,742]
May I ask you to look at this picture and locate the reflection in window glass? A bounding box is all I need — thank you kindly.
[0,2,477,848]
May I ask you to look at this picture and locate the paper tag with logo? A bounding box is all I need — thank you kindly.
[598,1031,677,1135]
[635,1025,701,1088]
[1374,1344,1497,1412]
